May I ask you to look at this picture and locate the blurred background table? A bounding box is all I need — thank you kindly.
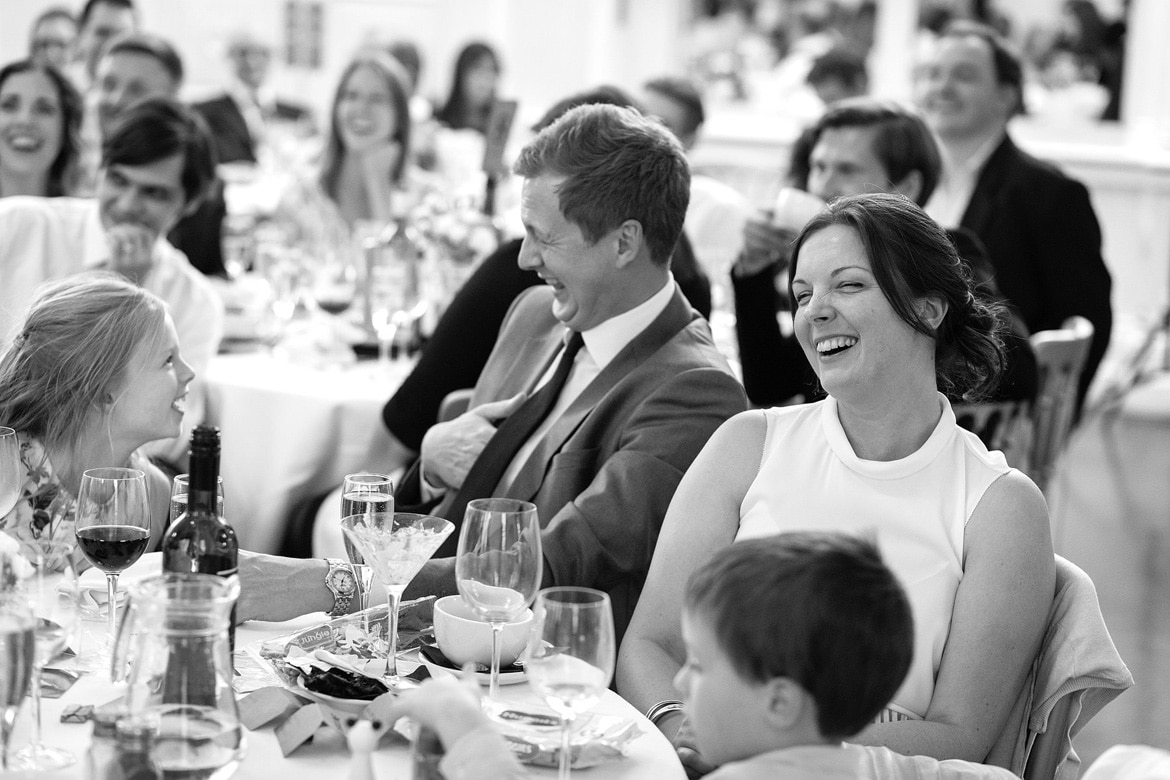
[204,353,413,553]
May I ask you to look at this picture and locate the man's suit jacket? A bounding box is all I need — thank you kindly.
[399,284,747,636]
[193,94,311,164]
[960,134,1112,406]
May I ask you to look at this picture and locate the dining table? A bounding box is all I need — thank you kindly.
[8,555,686,779]
[203,352,414,554]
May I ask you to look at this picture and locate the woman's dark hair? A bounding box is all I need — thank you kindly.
[435,41,500,134]
[320,50,412,200]
[789,193,1007,401]
[0,59,83,196]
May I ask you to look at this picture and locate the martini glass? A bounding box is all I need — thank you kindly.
[340,512,453,690]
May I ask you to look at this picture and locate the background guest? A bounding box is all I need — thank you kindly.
[619,194,1054,767]
[806,46,869,105]
[318,50,413,226]
[0,59,83,198]
[0,274,193,560]
[69,0,137,92]
[434,41,501,134]
[641,75,752,293]
[27,7,78,72]
[916,21,1111,410]
[193,31,314,166]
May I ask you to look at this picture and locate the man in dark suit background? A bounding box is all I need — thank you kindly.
[237,104,747,636]
[916,20,1112,409]
[193,32,313,165]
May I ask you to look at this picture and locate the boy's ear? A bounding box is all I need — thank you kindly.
[763,677,810,730]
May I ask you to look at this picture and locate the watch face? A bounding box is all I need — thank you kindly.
[329,569,356,596]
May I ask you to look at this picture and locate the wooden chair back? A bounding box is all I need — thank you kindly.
[954,400,1034,473]
[1029,317,1094,491]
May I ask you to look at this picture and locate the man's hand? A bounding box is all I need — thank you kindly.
[419,394,526,490]
[104,223,157,284]
[736,216,797,278]
[236,551,331,623]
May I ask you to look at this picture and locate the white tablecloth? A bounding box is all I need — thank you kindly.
[12,561,686,779]
[204,354,413,554]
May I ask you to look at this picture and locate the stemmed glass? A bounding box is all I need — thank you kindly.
[340,512,452,690]
[526,587,616,780]
[0,593,34,771]
[0,428,21,517]
[340,473,395,567]
[11,541,78,770]
[73,468,150,661]
[311,254,358,317]
[454,498,541,699]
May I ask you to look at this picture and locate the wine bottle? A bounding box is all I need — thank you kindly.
[162,426,239,649]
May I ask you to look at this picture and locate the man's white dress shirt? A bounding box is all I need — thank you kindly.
[923,132,1003,229]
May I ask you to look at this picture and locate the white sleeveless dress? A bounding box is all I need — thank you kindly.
[736,395,1011,720]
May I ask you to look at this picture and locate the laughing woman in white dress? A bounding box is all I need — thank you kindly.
[618,193,1054,766]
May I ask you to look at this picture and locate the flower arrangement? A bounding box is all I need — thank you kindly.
[0,532,34,590]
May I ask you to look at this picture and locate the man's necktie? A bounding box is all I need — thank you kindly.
[444,331,585,531]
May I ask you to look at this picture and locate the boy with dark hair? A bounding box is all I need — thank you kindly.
[385,533,1016,779]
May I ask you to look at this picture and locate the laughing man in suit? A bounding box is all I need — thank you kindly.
[238,104,747,636]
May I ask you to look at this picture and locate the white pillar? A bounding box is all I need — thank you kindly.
[868,0,920,102]
[1122,0,1170,147]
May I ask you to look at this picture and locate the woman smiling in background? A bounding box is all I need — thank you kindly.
[0,59,82,198]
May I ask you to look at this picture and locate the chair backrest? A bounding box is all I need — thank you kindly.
[1029,317,1094,491]
[987,556,1134,780]
[954,400,1034,473]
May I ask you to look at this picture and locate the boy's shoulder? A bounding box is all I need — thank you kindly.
[707,743,1018,780]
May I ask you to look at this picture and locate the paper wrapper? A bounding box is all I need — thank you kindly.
[491,708,642,769]
[254,595,434,688]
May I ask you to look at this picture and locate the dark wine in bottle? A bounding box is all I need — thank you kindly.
[162,425,239,652]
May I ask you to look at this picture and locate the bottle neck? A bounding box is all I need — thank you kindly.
[188,447,220,514]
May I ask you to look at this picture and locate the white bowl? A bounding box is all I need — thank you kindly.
[433,595,532,668]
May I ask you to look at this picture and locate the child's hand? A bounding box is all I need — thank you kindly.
[675,714,718,779]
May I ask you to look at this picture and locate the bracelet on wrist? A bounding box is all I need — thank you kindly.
[645,700,684,726]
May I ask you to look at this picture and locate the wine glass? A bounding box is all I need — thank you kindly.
[311,255,358,317]
[73,468,150,663]
[0,428,21,518]
[11,540,78,770]
[454,498,542,699]
[170,473,225,526]
[526,587,616,780]
[0,593,34,771]
[340,512,452,690]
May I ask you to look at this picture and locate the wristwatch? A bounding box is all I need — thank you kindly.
[324,559,357,617]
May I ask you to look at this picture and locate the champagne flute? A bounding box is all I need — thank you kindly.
[340,473,395,568]
[340,512,452,690]
[454,498,542,699]
[0,428,21,518]
[11,541,78,770]
[526,587,615,780]
[170,473,225,526]
[74,468,150,661]
[0,593,34,771]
